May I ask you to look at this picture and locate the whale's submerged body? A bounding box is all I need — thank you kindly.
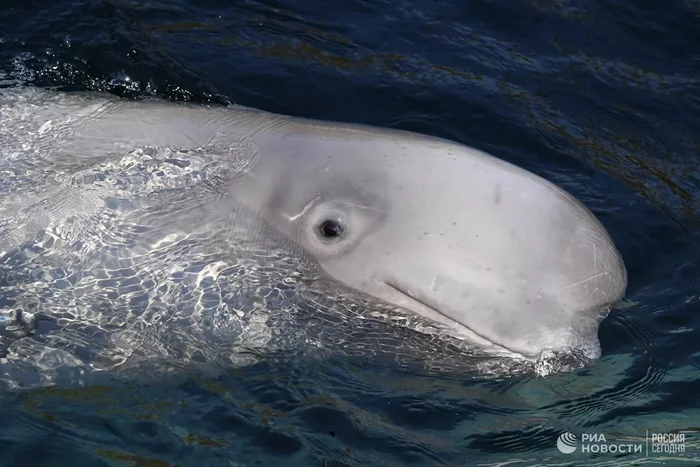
[0,87,627,386]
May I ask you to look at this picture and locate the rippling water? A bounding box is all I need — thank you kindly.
[1,0,700,465]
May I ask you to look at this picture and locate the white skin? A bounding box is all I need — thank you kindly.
[233,129,628,357]
[10,89,628,358]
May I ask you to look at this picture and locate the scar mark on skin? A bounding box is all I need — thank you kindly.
[565,272,609,289]
[336,202,381,212]
[593,243,597,274]
[430,274,441,292]
[565,242,609,289]
[287,194,321,221]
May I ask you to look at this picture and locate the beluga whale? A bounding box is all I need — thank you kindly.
[0,86,627,385]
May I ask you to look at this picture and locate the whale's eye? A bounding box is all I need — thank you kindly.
[319,219,343,238]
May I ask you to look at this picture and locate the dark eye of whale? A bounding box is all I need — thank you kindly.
[319,220,343,238]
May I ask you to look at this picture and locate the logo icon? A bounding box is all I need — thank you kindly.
[557,432,578,454]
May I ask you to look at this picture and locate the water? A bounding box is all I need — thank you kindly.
[1,0,699,465]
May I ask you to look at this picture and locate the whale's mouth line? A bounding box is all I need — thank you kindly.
[379,279,520,356]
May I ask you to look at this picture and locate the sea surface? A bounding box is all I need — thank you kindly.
[1,0,700,465]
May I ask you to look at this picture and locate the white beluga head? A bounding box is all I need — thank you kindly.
[0,87,626,362]
[232,117,628,359]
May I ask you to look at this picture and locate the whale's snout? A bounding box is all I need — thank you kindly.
[370,159,628,357]
[382,261,623,357]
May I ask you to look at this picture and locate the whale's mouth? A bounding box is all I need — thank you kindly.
[379,279,520,356]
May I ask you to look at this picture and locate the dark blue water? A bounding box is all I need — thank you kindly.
[1,0,700,465]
